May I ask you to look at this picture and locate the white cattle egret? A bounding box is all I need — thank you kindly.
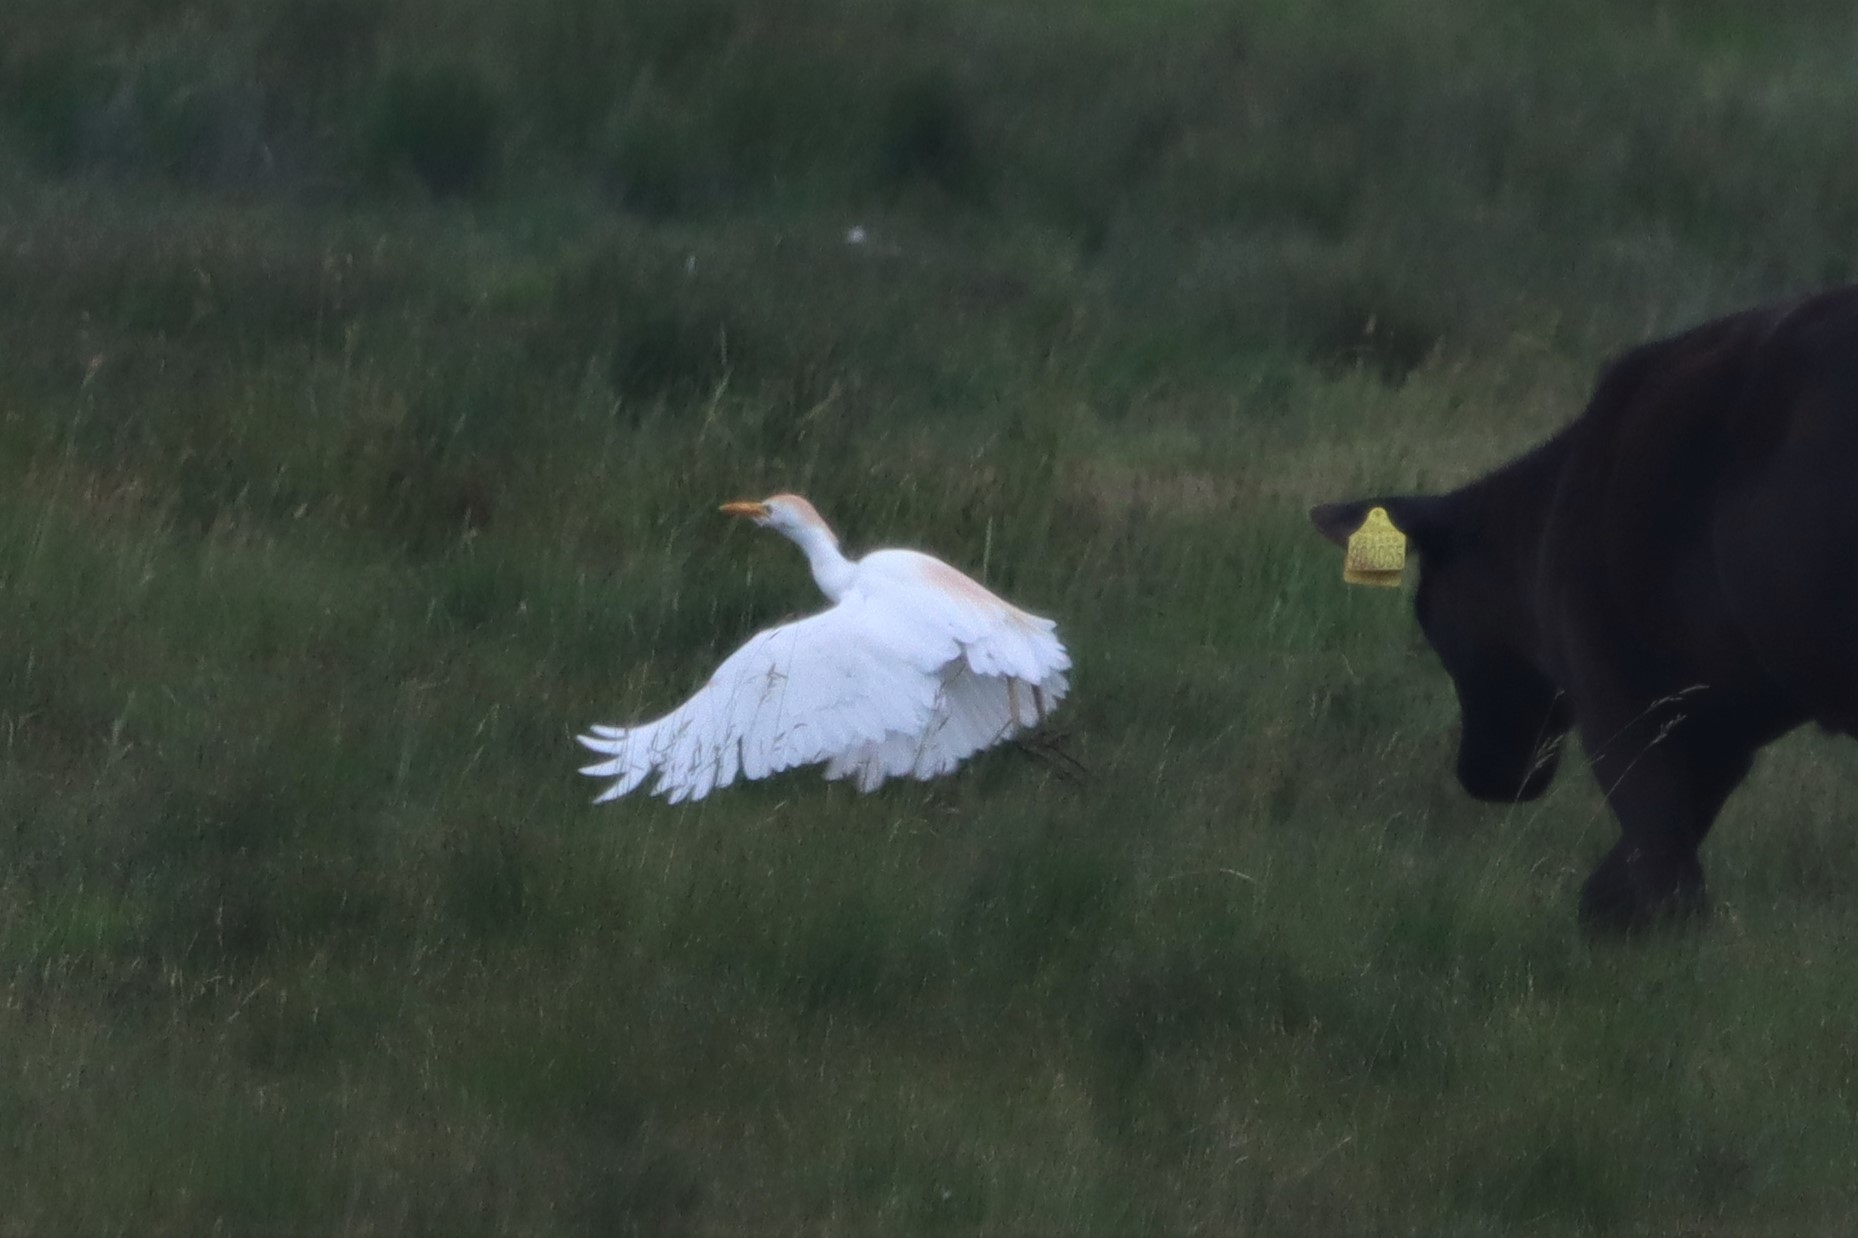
[577,494,1071,804]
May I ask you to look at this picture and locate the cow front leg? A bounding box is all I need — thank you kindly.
[1579,835,1709,931]
[1576,715,1754,933]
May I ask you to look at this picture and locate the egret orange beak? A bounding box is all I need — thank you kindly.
[719,500,770,519]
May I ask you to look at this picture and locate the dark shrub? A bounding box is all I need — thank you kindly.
[600,94,730,219]
[368,60,502,196]
[0,40,115,172]
[875,67,986,201]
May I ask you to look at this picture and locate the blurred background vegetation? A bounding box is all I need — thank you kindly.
[3,0,1858,1232]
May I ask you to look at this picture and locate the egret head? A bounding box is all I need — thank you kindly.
[720,493,838,545]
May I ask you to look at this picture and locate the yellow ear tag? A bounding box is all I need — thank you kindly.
[1343,506,1406,588]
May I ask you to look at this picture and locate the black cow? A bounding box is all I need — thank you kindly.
[1313,285,1858,930]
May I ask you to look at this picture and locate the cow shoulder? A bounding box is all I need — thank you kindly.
[1548,305,1781,616]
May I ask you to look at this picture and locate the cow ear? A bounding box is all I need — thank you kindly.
[1310,499,1377,548]
[1309,496,1449,554]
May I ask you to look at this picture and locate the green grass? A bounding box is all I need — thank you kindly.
[2,0,1858,1231]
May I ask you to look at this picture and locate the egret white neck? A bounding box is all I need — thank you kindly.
[782,521,856,601]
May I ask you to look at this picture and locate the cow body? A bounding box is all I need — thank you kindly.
[1314,286,1858,930]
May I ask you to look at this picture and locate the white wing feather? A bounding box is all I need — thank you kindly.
[578,550,1069,803]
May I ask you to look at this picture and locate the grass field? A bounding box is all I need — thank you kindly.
[4,0,1858,1232]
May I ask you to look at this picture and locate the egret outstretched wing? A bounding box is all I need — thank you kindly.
[824,655,1068,790]
[577,594,945,802]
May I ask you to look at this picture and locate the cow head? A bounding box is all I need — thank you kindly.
[1311,495,1571,803]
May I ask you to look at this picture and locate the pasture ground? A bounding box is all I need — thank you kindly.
[3,0,1857,1231]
